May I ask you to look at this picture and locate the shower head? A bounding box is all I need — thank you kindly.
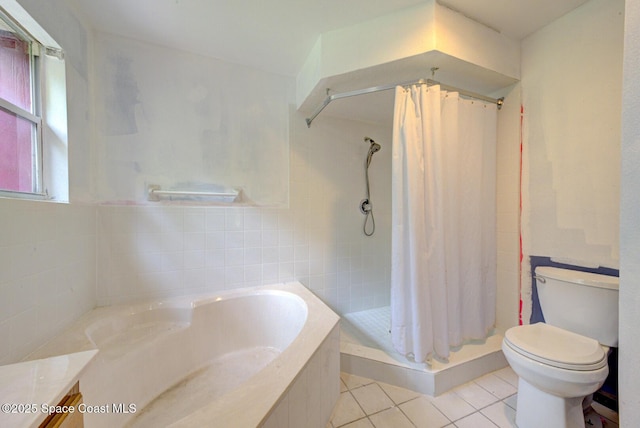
[365,137,381,167]
[365,137,381,154]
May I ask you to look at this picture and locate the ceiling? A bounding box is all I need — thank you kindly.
[70,0,589,77]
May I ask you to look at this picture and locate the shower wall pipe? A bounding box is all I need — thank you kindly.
[305,78,504,127]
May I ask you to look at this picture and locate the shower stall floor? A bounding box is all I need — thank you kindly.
[340,306,507,396]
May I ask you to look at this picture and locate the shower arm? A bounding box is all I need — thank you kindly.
[305,78,504,128]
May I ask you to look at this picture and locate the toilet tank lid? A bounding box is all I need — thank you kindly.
[535,266,619,290]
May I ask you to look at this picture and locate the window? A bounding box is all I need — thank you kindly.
[0,2,66,201]
[0,8,41,195]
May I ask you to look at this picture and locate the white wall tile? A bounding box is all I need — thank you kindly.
[0,199,96,363]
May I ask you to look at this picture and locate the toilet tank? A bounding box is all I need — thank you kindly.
[535,266,619,347]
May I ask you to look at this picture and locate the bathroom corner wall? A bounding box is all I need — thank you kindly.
[97,107,392,313]
[520,0,623,321]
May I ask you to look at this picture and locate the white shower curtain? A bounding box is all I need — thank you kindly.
[390,84,497,363]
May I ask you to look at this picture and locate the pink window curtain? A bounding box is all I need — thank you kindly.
[0,30,33,192]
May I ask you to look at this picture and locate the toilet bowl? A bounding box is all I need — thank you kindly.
[502,266,618,428]
[503,323,609,428]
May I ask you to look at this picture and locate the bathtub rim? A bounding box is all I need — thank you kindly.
[23,281,340,428]
[26,283,318,362]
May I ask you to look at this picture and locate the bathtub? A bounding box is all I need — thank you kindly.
[26,282,340,428]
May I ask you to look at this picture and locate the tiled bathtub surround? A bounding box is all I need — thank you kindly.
[0,198,96,365]
[96,204,390,311]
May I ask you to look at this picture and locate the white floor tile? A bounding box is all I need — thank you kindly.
[453,381,501,409]
[368,407,415,428]
[400,396,451,428]
[475,373,518,399]
[493,366,519,387]
[378,381,421,405]
[481,401,517,428]
[454,412,499,428]
[342,418,375,428]
[341,372,375,390]
[431,390,476,421]
[350,383,395,415]
[503,394,517,410]
[331,369,526,428]
[331,392,366,427]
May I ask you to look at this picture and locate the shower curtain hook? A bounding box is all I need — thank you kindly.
[431,67,439,79]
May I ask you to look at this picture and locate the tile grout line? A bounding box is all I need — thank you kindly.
[336,370,522,428]
[372,382,421,428]
[344,378,440,428]
[445,386,517,423]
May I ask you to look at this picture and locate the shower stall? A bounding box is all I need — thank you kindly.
[308,81,509,395]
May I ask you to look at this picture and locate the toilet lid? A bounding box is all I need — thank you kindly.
[504,323,607,371]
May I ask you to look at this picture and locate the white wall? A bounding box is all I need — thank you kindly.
[620,0,640,424]
[93,33,291,206]
[520,0,623,321]
[97,111,392,312]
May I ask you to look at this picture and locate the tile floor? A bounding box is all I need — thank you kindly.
[328,367,618,428]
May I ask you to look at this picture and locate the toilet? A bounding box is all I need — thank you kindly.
[502,266,618,428]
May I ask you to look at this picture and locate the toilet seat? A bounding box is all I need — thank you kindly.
[504,323,607,371]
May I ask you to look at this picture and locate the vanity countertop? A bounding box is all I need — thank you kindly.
[0,350,98,428]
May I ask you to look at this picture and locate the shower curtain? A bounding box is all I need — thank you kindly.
[390,84,497,363]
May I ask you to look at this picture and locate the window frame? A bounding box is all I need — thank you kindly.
[0,5,51,200]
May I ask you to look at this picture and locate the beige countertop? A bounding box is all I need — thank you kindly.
[0,350,98,428]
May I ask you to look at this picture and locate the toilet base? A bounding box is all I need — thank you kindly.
[516,378,586,428]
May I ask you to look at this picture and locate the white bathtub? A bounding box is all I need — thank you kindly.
[27,282,340,428]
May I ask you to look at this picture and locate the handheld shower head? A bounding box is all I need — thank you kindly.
[364,137,381,167]
[362,137,380,236]
[365,137,381,152]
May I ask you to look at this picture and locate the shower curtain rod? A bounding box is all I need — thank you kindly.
[305,78,504,128]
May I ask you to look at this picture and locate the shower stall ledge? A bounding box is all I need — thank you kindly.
[340,308,507,396]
